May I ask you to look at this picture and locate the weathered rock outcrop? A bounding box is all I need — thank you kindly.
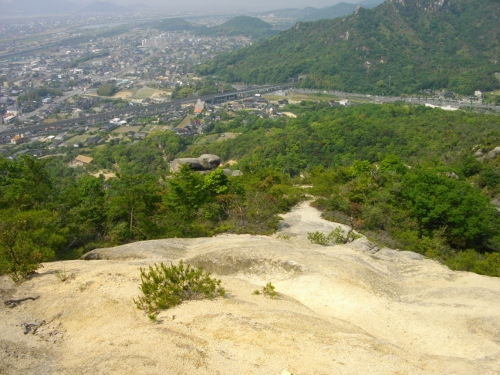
[170,154,243,176]
[2,201,500,375]
[170,154,221,173]
[198,154,221,170]
[477,146,500,162]
[221,169,244,177]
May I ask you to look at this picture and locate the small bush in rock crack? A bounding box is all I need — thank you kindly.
[134,260,225,318]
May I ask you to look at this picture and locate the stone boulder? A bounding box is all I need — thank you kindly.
[170,154,221,173]
[222,169,243,177]
[170,158,205,173]
[169,154,243,176]
[485,146,500,161]
[474,149,485,158]
[491,198,500,212]
[477,146,500,162]
[198,154,221,170]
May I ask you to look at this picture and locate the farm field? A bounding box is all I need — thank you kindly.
[177,114,196,129]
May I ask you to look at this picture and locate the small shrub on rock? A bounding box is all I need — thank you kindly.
[253,282,277,298]
[276,235,291,240]
[307,231,329,245]
[134,260,225,318]
[262,282,277,298]
[308,228,361,245]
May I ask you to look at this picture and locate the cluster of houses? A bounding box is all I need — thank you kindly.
[230,95,289,117]
[1,109,18,125]
[1,88,296,162]
[171,94,292,135]
[1,97,194,154]
[0,24,252,130]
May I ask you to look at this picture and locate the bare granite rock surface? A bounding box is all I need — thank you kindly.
[2,201,500,375]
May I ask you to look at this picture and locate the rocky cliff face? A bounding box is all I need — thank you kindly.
[389,0,447,10]
[1,201,500,375]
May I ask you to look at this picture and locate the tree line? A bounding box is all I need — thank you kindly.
[2,100,500,279]
[181,102,500,275]
[308,158,500,276]
[0,156,302,281]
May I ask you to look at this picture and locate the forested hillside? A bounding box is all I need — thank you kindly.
[184,102,500,275]
[186,103,500,175]
[2,102,500,279]
[0,154,302,281]
[197,0,500,95]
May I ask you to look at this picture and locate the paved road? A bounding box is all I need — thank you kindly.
[9,85,500,138]
[295,89,500,112]
[0,84,288,142]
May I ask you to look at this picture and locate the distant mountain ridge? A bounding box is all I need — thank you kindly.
[195,16,277,39]
[300,3,360,21]
[257,0,385,22]
[80,1,131,13]
[300,0,385,21]
[153,16,277,40]
[197,0,500,95]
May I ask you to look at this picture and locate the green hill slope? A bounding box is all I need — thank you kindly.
[195,16,277,39]
[197,0,500,95]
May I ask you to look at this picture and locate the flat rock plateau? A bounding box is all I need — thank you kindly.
[1,201,500,375]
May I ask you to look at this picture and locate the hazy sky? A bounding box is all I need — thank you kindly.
[0,0,361,14]
[0,0,358,12]
[118,0,354,9]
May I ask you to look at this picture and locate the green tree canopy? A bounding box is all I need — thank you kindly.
[0,209,67,282]
[96,83,118,97]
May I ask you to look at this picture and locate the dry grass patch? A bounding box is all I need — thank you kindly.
[177,115,196,129]
[65,134,89,144]
[214,132,239,142]
[113,90,134,99]
[133,87,156,99]
[92,170,116,179]
[113,125,143,134]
